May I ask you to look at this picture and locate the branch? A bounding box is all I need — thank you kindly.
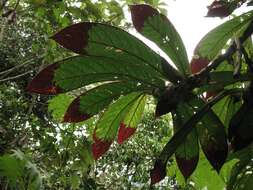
[0,70,32,83]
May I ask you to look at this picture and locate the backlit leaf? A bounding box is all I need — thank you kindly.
[130,4,190,75]
[52,22,182,83]
[92,92,142,159]
[26,63,62,95]
[117,95,146,144]
[195,10,253,61]
[64,82,149,123]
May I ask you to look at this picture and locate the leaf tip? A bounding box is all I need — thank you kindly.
[92,133,112,160]
[150,159,166,185]
[52,22,92,54]
[26,63,62,95]
[63,97,91,123]
[130,4,158,32]
[117,123,136,144]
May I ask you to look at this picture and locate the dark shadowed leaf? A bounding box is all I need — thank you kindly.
[150,159,167,185]
[117,95,146,144]
[206,0,236,18]
[228,102,253,151]
[196,105,228,172]
[130,4,189,75]
[173,103,199,179]
[26,63,62,95]
[155,85,193,117]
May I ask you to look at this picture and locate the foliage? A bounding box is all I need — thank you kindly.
[1,0,253,189]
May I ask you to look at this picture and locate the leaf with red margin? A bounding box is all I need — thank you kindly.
[228,102,253,151]
[26,63,62,95]
[117,123,136,145]
[63,82,149,123]
[92,92,142,159]
[150,159,167,185]
[193,99,228,172]
[172,103,199,179]
[51,22,92,54]
[92,133,112,160]
[63,97,91,123]
[117,95,146,144]
[130,4,190,75]
[51,22,182,83]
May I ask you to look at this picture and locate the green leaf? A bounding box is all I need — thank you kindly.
[191,152,226,190]
[195,10,253,60]
[118,95,147,144]
[130,4,190,75]
[172,103,199,179]
[0,154,25,186]
[64,81,150,123]
[95,92,143,140]
[52,22,182,83]
[54,55,165,92]
[48,94,74,121]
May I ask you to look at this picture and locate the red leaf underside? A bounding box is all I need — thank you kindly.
[206,1,230,17]
[117,123,136,144]
[190,57,209,74]
[130,4,158,32]
[52,22,92,54]
[26,63,62,95]
[176,156,199,179]
[150,159,167,185]
[63,97,91,123]
[92,133,112,160]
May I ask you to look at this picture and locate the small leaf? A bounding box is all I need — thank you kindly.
[63,97,91,123]
[190,57,209,74]
[117,123,136,144]
[150,159,167,185]
[26,63,62,95]
[130,4,190,75]
[92,133,112,160]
